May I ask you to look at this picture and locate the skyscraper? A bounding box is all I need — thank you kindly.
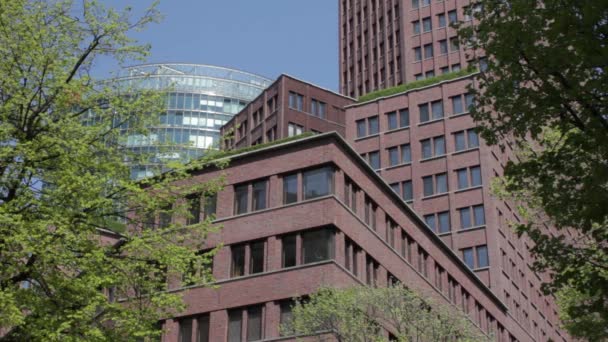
[113,63,271,179]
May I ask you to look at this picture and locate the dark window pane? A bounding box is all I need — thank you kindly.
[423,176,434,196]
[419,104,429,122]
[413,21,421,35]
[179,318,193,342]
[234,184,248,214]
[434,136,445,156]
[414,47,422,61]
[403,181,413,201]
[474,205,485,226]
[279,301,294,336]
[227,310,242,342]
[423,17,432,32]
[197,315,210,342]
[369,151,380,169]
[460,208,472,229]
[368,116,379,135]
[388,147,399,166]
[302,229,334,264]
[457,169,469,189]
[431,100,444,119]
[356,119,366,137]
[463,248,474,268]
[282,235,296,268]
[438,212,450,233]
[252,180,267,211]
[231,245,245,277]
[303,167,333,199]
[187,195,201,225]
[390,183,400,194]
[438,13,446,27]
[401,144,411,162]
[439,40,448,54]
[424,44,434,58]
[465,93,475,110]
[249,241,264,274]
[283,174,298,204]
[471,166,482,186]
[452,96,463,114]
[477,246,489,268]
[448,10,457,24]
[468,130,479,147]
[204,193,217,219]
[421,139,432,159]
[436,173,448,193]
[399,109,410,127]
[454,132,466,151]
[247,306,262,341]
[387,112,398,130]
[425,214,436,231]
[159,205,172,228]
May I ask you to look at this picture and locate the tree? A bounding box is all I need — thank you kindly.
[0,1,224,340]
[458,1,608,340]
[285,285,490,342]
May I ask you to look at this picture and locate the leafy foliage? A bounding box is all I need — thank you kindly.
[458,1,608,339]
[285,285,490,342]
[0,1,223,340]
[357,68,477,103]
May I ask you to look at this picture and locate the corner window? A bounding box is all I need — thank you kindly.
[303,166,334,200]
[302,229,334,264]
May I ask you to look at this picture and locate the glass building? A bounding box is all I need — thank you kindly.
[114,63,271,179]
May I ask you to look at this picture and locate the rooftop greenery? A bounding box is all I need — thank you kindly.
[209,131,316,160]
[357,67,478,103]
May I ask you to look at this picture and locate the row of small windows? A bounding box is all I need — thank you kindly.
[141,193,217,229]
[288,91,327,119]
[355,94,475,139]
[167,93,246,115]
[413,38,459,62]
[423,204,486,235]
[412,11,457,34]
[361,131,479,170]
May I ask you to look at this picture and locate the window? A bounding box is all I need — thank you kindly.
[402,180,413,201]
[448,10,457,25]
[463,248,475,268]
[399,109,410,127]
[283,174,298,204]
[364,151,380,170]
[301,229,334,264]
[387,111,398,130]
[231,244,246,277]
[431,100,444,119]
[423,43,433,58]
[422,17,432,32]
[426,211,451,233]
[247,306,263,341]
[311,99,326,118]
[459,205,485,229]
[412,0,420,9]
[386,218,397,248]
[282,235,296,267]
[344,177,358,212]
[452,63,461,71]
[457,166,482,189]
[423,173,448,197]
[417,248,429,277]
[439,39,448,54]
[249,241,265,274]
[451,95,463,114]
[465,93,475,111]
[419,103,430,122]
[457,168,469,189]
[186,194,201,225]
[303,166,334,199]
[279,301,294,336]
[413,21,421,35]
[288,91,303,111]
[449,37,460,52]
[356,119,366,137]
[179,318,193,342]
[401,231,413,262]
[425,70,435,78]
[234,184,249,215]
[288,123,303,137]
[198,315,210,342]
[252,180,267,211]
[462,245,489,269]
[477,245,489,268]
[414,47,422,61]
[454,129,479,151]
[421,135,445,159]
[435,265,445,291]
[366,255,379,286]
[387,144,411,166]
[364,196,377,229]
[368,116,379,135]
[388,147,399,166]
[203,193,217,219]
[438,13,446,27]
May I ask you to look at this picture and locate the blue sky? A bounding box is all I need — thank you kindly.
[95,0,339,90]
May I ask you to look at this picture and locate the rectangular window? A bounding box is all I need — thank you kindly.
[247,306,263,341]
[424,214,436,231]
[452,95,463,114]
[454,131,467,151]
[413,21,421,35]
[289,91,303,111]
[438,13,446,27]
[368,116,379,135]
[159,205,172,229]
[303,166,333,199]
[302,229,334,264]
[477,245,489,268]
[388,147,399,166]
[471,166,482,186]
[186,194,201,225]
[422,17,432,32]
[457,168,469,189]
[436,173,448,193]
[368,151,380,170]
[287,123,303,137]
[412,0,419,9]
[423,176,434,197]
[198,315,210,342]
[279,301,294,336]
[424,44,434,58]
[249,241,264,274]
[465,93,475,110]
[463,248,475,268]
[448,10,457,24]
[403,180,413,201]
[227,310,242,342]
[468,130,479,147]
[311,99,326,118]
[252,180,267,211]
[418,248,429,277]
[234,184,248,214]
[282,235,296,268]
[203,193,217,219]
[231,244,245,277]
[419,103,430,122]
[283,174,298,204]
[387,111,398,130]
[179,318,193,342]
[401,144,411,163]
[438,211,450,233]
[431,100,444,119]
[434,136,445,156]
[421,138,432,159]
[474,205,486,226]
[439,39,448,54]
[414,47,422,62]
[399,109,410,127]
[364,196,377,229]
[459,207,472,229]
[356,119,366,137]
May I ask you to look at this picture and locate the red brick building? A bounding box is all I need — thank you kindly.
[157,133,539,341]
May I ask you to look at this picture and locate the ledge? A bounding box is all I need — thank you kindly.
[383,126,410,135]
[449,111,471,119]
[456,225,487,233]
[454,185,484,194]
[384,161,412,171]
[419,154,447,163]
[417,117,445,127]
[354,132,381,142]
[421,192,449,201]
[451,147,480,156]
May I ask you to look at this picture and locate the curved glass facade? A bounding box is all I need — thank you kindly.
[115,63,271,179]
